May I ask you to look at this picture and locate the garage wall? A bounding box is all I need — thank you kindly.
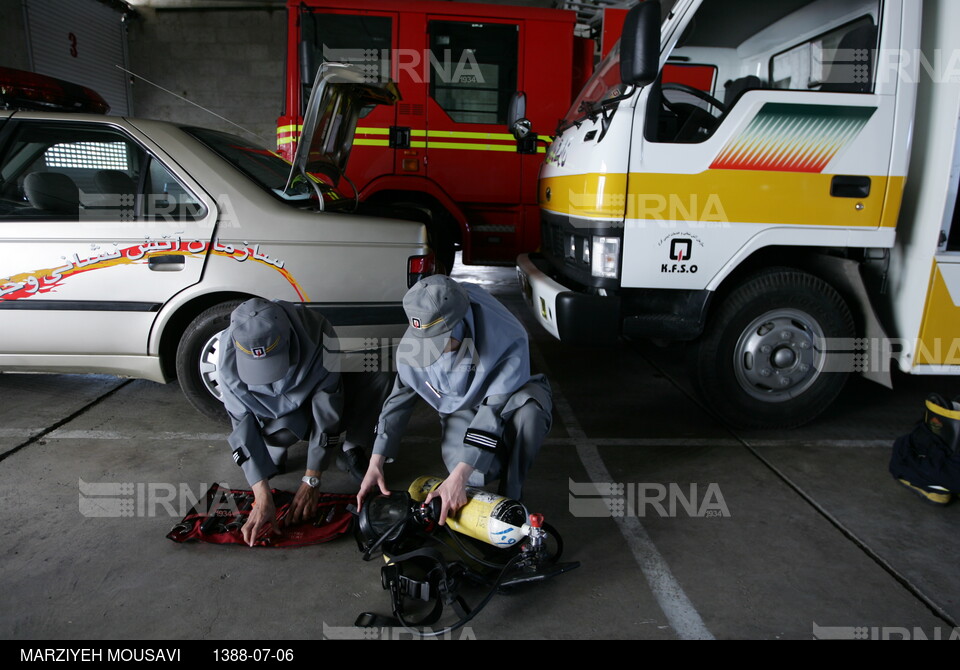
[0,3,31,71]
[125,6,286,147]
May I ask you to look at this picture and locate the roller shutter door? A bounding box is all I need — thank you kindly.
[24,0,131,115]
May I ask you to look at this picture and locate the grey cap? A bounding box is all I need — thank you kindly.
[399,275,469,368]
[230,298,292,385]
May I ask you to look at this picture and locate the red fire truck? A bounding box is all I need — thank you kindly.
[278,0,595,268]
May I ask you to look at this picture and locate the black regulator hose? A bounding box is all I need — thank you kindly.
[397,552,526,638]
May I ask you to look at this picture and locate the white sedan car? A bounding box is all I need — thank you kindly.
[0,67,434,420]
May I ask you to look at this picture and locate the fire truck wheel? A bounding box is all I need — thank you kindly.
[696,268,854,429]
[176,300,243,424]
[429,221,456,276]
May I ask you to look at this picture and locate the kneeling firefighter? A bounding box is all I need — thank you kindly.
[357,275,553,522]
[220,298,391,546]
[351,277,565,634]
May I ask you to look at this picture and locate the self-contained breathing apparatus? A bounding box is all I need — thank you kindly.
[353,476,580,636]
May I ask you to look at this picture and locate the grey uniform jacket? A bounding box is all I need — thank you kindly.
[372,283,551,475]
[220,302,343,487]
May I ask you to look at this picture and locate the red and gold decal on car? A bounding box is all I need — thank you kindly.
[0,238,307,302]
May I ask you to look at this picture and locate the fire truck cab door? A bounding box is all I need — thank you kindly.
[423,17,523,262]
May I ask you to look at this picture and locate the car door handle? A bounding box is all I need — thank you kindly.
[148,254,185,271]
[831,175,871,198]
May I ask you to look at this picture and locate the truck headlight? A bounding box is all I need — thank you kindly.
[591,236,620,279]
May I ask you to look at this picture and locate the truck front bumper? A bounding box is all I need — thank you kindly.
[516,253,620,346]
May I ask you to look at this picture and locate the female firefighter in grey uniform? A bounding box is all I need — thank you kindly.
[220,298,389,546]
[357,275,553,525]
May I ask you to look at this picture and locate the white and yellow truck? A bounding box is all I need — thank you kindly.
[516,0,960,427]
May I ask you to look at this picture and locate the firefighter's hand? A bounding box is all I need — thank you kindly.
[357,454,390,511]
[242,481,282,547]
[289,476,320,525]
[425,462,474,526]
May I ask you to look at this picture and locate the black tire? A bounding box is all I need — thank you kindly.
[175,300,243,424]
[427,217,456,276]
[696,268,855,429]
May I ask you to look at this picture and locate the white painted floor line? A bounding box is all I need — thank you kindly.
[0,429,42,439]
[47,430,230,441]
[25,429,892,452]
[23,429,892,450]
[527,341,714,640]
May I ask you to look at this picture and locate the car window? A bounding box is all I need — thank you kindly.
[143,156,205,222]
[0,121,204,222]
[183,126,316,203]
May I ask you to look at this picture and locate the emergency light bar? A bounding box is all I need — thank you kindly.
[0,67,109,114]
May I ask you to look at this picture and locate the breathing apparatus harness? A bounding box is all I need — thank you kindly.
[352,479,579,637]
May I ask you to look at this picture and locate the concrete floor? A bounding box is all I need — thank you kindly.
[2,263,958,641]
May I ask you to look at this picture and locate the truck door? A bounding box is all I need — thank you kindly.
[424,17,522,264]
[624,0,897,292]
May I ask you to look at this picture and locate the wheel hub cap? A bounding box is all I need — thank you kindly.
[733,309,825,403]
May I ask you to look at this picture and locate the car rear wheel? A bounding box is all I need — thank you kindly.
[175,301,243,423]
[696,268,855,429]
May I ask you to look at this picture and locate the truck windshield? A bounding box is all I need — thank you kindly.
[561,44,624,131]
[182,127,314,203]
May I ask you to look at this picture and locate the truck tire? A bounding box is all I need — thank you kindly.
[175,300,243,424]
[696,268,854,429]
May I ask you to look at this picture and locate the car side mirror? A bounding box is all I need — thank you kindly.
[620,1,661,87]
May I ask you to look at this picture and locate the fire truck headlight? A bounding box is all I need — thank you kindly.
[591,236,620,279]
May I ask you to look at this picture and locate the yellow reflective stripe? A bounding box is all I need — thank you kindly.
[357,127,515,141]
[927,398,960,421]
[427,129,515,141]
[283,125,536,152]
[427,141,517,152]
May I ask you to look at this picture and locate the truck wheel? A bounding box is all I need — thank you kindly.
[696,269,854,429]
[428,218,456,276]
[175,301,243,423]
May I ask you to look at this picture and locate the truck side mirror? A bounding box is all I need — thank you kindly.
[620,1,661,87]
[508,92,530,138]
[508,91,538,154]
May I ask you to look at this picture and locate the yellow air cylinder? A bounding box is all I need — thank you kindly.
[408,476,529,547]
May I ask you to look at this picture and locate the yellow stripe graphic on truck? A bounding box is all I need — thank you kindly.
[540,171,904,228]
[917,261,960,367]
